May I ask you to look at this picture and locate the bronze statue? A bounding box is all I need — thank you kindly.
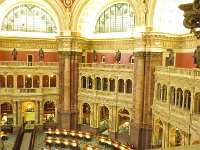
[39,48,44,61]
[12,48,17,61]
[116,50,121,63]
[168,49,174,66]
[194,45,200,67]
[93,50,97,63]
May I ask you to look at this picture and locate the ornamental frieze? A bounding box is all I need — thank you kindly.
[0,39,57,49]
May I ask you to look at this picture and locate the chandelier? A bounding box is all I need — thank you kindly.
[179,0,200,39]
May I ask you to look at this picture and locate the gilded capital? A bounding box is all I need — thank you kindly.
[56,36,72,51]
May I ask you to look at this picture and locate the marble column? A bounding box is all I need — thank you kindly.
[57,51,71,129]
[108,106,118,139]
[39,100,43,124]
[191,87,195,113]
[130,52,162,150]
[12,101,17,126]
[57,36,82,130]
[35,100,38,125]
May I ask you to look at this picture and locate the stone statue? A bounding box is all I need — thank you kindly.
[93,50,97,63]
[116,50,121,64]
[138,1,147,25]
[168,49,174,66]
[64,9,71,30]
[12,48,17,61]
[39,48,44,61]
[194,45,200,67]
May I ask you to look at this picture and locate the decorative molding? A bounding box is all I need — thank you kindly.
[0,38,57,50]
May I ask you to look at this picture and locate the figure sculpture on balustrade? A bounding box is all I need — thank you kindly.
[116,50,121,64]
[93,50,97,63]
[12,48,17,61]
[194,45,200,68]
[168,49,174,66]
[39,48,44,61]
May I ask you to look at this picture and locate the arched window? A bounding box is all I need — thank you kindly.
[81,76,86,88]
[25,75,32,88]
[118,109,130,134]
[103,78,108,91]
[33,75,39,88]
[118,79,124,93]
[170,87,176,105]
[110,78,115,92]
[156,83,161,100]
[96,77,101,90]
[0,75,5,88]
[1,102,13,125]
[44,101,55,123]
[83,103,90,125]
[17,75,24,88]
[194,93,200,114]
[153,120,163,147]
[177,88,183,107]
[101,55,106,63]
[162,85,167,102]
[126,79,132,93]
[7,75,13,88]
[130,55,134,64]
[50,75,56,87]
[184,90,191,110]
[99,106,109,133]
[43,75,49,87]
[95,3,135,33]
[1,4,57,33]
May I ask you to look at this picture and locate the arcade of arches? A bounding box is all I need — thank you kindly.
[0,0,200,150]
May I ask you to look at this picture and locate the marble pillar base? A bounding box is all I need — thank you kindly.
[118,132,130,144]
[78,124,100,135]
[130,124,152,150]
[35,125,43,131]
[108,131,118,140]
[57,110,78,130]
[13,126,21,134]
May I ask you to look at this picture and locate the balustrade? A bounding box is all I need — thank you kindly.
[0,61,59,67]
[155,66,200,79]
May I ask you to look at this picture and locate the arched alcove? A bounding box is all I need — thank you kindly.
[83,103,91,125]
[44,101,55,123]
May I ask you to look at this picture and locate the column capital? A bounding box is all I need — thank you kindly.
[134,52,162,61]
[56,36,72,52]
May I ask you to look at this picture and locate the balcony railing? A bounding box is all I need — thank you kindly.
[0,61,59,67]
[155,66,200,79]
[79,88,133,103]
[79,63,134,70]
[0,87,59,95]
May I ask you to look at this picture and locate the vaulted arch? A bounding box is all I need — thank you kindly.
[0,0,65,38]
[71,0,138,38]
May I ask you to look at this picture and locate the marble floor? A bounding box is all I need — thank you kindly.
[3,133,17,150]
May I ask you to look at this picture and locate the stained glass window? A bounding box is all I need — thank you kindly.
[95,3,135,33]
[1,4,57,33]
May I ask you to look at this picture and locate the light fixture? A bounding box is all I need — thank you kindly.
[27,74,31,78]
[28,104,32,109]
[179,0,200,39]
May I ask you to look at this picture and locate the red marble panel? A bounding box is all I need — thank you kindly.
[176,53,195,68]
[87,52,133,64]
[0,51,59,62]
